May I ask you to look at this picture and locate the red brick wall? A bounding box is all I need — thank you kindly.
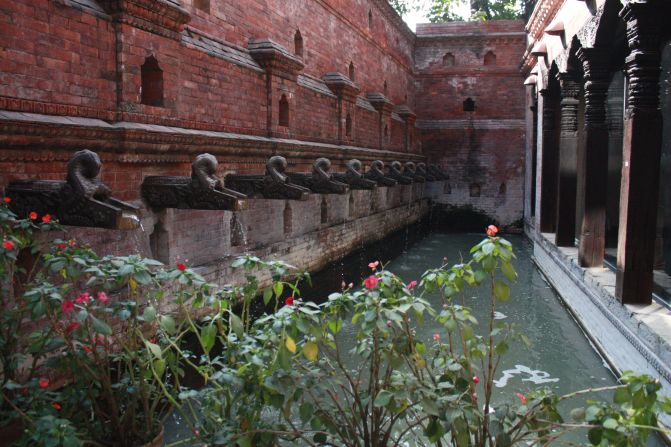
[414,20,526,225]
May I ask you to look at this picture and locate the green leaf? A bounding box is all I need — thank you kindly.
[299,402,314,422]
[153,359,166,377]
[570,407,586,422]
[588,428,602,445]
[273,281,284,298]
[374,390,393,407]
[313,433,327,443]
[493,280,510,301]
[90,315,112,335]
[143,306,157,322]
[602,418,618,430]
[613,387,630,404]
[201,324,217,354]
[263,287,273,305]
[230,313,244,339]
[159,315,176,335]
[501,261,517,282]
[145,340,162,360]
[328,319,343,334]
[285,335,297,353]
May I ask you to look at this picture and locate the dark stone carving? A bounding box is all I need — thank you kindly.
[403,162,425,183]
[427,165,449,180]
[287,158,349,194]
[387,161,413,185]
[226,156,310,200]
[333,159,377,190]
[7,150,139,229]
[142,153,247,211]
[416,163,435,181]
[363,160,397,187]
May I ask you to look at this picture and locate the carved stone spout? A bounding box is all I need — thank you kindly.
[7,150,139,229]
[416,163,435,181]
[333,159,377,190]
[428,165,449,180]
[387,161,413,185]
[403,162,425,183]
[288,158,349,194]
[142,153,247,211]
[363,160,397,187]
[226,156,310,200]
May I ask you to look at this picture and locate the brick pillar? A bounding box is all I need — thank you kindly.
[576,47,610,267]
[616,2,663,304]
[538,88,559,232]
[555,73,581,247]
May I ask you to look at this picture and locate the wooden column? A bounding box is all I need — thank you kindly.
[538,88,559,233]
[555,74,581,247]
[616,2,663,304]
[576,47,611,267]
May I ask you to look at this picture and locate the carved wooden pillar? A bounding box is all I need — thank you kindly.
[576,47,611,267]
[616,2,663,304]
[555,73,581,247]
[538,88,560,233]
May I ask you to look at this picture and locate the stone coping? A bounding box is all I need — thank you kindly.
[529,230,671,387]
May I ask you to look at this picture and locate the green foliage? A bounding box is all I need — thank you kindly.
[387,0,420,17]
[426,0,526,22]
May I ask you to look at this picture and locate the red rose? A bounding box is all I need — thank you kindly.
[61,300,75,314]
[285,296,294,306]
[51,403,61,411]
[75,292,90,304]
[29,211,37,220]
[364,275,379,289]
[57,243,66,250]
[65,322,80,334]
[39,379,49,388]
[432,333,440,341]
[41,214,51,223]
[82,345,92,353]
[517,392,527,405]
[68,239,76,247]
[486,225,499,237]
[3,197,10,204]
[407,280,417,290]
[97,291,109,303]
[473,376,480,384]
[177,263,186,271]
[368,261,380,270]
[2,240,15,250]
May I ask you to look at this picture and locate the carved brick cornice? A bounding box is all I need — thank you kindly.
[365,92,394,115]
[621,1,663,117]
[394,105,416,125]
[322,72,360,101]
[577,47,610,126]
[99,0,190,40]
[248,39,304,81]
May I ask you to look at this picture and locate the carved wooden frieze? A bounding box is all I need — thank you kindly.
[142,153,247,211]
[364,160,397,187]
[332,159,378,190]
[7,150,139,229]
[287,158,349,194]
[387,161,413,185]
[226,156,310,200]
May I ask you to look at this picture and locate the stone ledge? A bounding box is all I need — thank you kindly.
[529,230,671,394]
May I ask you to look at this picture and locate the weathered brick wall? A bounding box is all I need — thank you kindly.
[415,20,526,226]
